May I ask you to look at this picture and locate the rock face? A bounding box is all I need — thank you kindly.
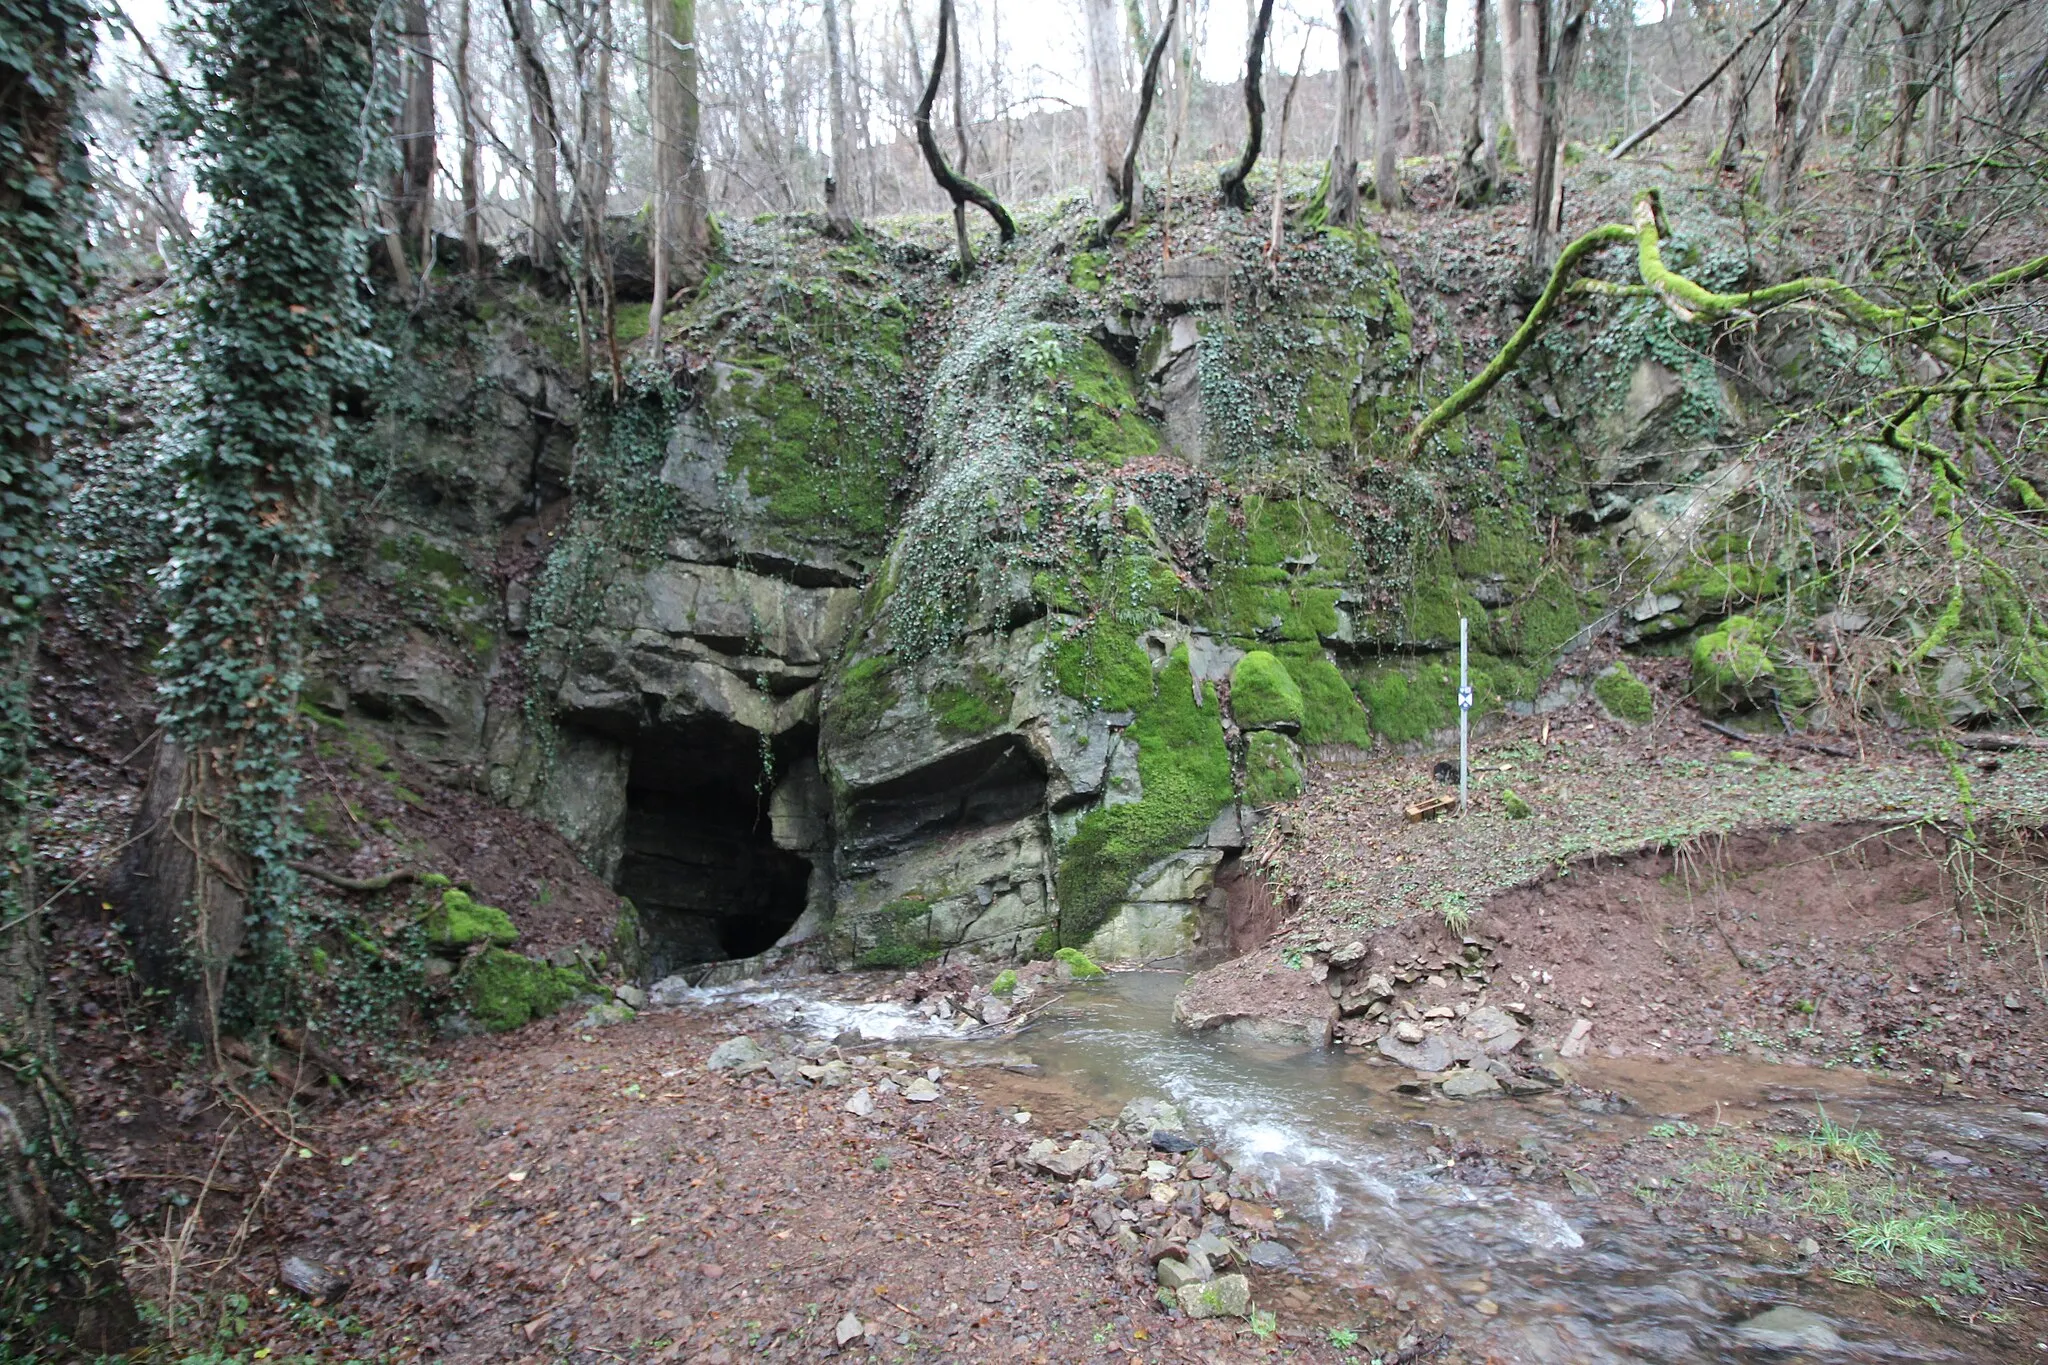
[326,211,1672,981]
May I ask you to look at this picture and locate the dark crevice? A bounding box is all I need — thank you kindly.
[616,717,813,977]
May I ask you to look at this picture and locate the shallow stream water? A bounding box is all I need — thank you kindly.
[665,971,2048,1362]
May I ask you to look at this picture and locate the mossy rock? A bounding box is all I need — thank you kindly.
[461,949,590,1031]
[1053,947,1104,979]
[823,654,901,747]
[1690,615,1775,716]
[1243,731,1304,807]
[1594,663,1654,725]
[989,969,1018,996]
[931,665,1013,737]
[423,888,518,950]
[1230,651,1305,731]
[1501,789,1533,819]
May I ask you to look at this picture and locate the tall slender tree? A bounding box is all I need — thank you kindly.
[454,0,482,273]
[0,0,144,1348]
[1220,0,1276,208]
[395,0,436,262]
[649,0,709,289]
[503,0,563,270]
[823,0,857,234]
[1082,0,1132,209]
[1373,0,1404,204]
[1456,0,1500,203]
[1328,0,1367,225]
[1523,0,1590,269]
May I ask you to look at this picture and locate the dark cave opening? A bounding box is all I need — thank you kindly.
[617,718,813,977]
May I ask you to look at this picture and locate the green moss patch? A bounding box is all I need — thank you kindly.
[1276,649,1373,745]
[462,949,590,1031]
[931,665,1013,737]
[1691,615,1775,716]
[423,887,519,950]
[1243,731,1305,806]
[824,655,901,747]
[1053,947,1105,978]
[989,968,1018,996]
[1056,646,1233,948]
[1052,622,1155,712]
[1230,651,1305,730]
[853,895,940,969]
[1594,663,1655,724]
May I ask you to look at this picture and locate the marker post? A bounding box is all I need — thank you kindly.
[1458,617,1471,816]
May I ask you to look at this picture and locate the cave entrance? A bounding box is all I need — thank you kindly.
[617,718,814,978]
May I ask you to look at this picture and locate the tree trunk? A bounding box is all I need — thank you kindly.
[0,4,144,1343]
[1457,0,1499,203]
[1402,0,1427,153]
[395,0,436,260]
[823,0,857,234]
[1425,0,1448,139]
[503,0,563,271]
[1498,0,1538,165]
[1219,0,1275,207]
[1096,0,1179,241]
[1880,0,1933,201]
[1762,6,1805,210]
[1524,0,1590,271]
[1082,0,1131,210]
[650,0,710,285]
[1329,0,1367,225]
[1374,0,1404,204]
[455,0,482,274]
[914,0,1016,268]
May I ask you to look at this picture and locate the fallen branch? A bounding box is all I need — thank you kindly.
[1947,732,2048,753]
[290,861,416,892]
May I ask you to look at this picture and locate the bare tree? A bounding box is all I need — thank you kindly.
[502,0,563,270]
[1098,0,1180,240]
[454,0,482,273]
[396,0,436,264]
[1328,0,1367,225]
[1456,0,1500,203]
[1402,0,1427,153]
[1082,0,1130,210]
[650,0,709,311]
[915,0,1015,274]
[1762,3,1805,209]
[1523,0,1590,269]
[1425,0,1448,140]
[1498,0,1537,164]
[1374,0,1404,204]
[823,0,856,235]
[1268,36,1311,269]
[1220,0,1276,208]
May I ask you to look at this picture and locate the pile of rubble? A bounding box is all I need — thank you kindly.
[1013,1096,1296,1321]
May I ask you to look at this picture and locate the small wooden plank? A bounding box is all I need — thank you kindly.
[1404,793,1459,823]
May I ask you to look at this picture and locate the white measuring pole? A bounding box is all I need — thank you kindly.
[1458,617,1472,816]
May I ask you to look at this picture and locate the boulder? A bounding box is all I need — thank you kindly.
[1177,1272,1252,1320]
[706,1036,770,1072]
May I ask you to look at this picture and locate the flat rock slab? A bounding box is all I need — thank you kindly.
[1441,1069,1502,1099]
[1734,1305,1844,1351]
[1378,1032,1453,1072]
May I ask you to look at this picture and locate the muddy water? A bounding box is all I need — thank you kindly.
[945,971,2048,1364]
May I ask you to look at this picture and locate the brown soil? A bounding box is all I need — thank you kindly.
[103,1002,1405,1364]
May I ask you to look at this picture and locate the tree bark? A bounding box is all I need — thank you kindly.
[1328,0,1367,225]
[1082,0,1132,210]
[1457,0,1499,203]
[915,0,1016,271]
[1402,0,1427,153]
[1425,0,1448,139]
[394,0,436,260]
[1762,6,1805,209]
[1219,0,1275,208]
[455,0,482,274]
[823,0,857,235]
[503,0,563,271]
[650,0,710,286]
[1374,0,1404,204]
[1097,0,1179,241]
[1498,0,1538,165]
[1524,0,1590,271]
[0,4,144,1343]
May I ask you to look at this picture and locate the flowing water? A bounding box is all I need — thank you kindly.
[662,970,2048,1361]
[946,972,2048,1363]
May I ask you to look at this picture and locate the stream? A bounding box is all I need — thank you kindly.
[664,970,2048,1362]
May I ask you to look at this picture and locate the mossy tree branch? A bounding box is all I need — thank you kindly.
[1408,189,2048,460]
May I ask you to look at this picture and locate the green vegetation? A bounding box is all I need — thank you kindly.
[853,896,939,969]
[989,968,1018,995]
[421,887,518,950]
[1501,789,1533,819]
[823,654,901,746]
[1230,651,1305,730]
[931,665,1013,737]
[1690,615,1775,715]
[1052,620,1155,712]
[1053,947,1104,978]
[1243,731,1304,806]
[1594,663,1655,724]
[461,949,590,1031]
[1055,646,1233,947]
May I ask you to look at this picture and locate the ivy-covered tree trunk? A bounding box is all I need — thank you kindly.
[116,0,375,1043]
[0,0,144,1350]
